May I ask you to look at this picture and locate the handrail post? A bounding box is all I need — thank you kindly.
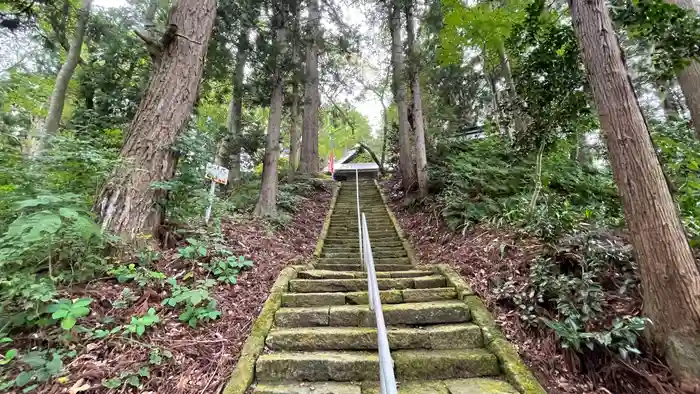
[361,213,398,394]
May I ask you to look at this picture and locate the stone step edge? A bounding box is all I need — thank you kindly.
[253,378,519,394]
[265,323,484,351]
[254,349,500,382]
[282,287,458,307]
[274,300,470,328]
[296,269,434,279]
[288,276,446,293]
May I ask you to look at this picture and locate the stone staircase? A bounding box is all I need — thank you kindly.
[245,180,534,393]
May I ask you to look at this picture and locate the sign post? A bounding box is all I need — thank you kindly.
[204,163,229,224]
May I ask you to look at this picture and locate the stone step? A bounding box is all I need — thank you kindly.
[288,276,445,293]
[323,245,405,253]
[315,263,414,272]
[255,349,499,382]
[323,240,404,247]
[282,287,458,307]
[274,300,470,328]
[253,378,518,394]
[297,269,434,280]
[327,229,397,235]
[322,251,407,259]
[266,324,483,351]
[323,236,403,244]
[317,257,411,266]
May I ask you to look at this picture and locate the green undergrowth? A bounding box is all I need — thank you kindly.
[427,125,700,365]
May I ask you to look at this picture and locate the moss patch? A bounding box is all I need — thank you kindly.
[313,182,339,259]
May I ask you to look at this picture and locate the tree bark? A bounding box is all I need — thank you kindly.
[43,0,92,141]
[215,31,248,186]
[389,0,416,190]
[254,20,287,218]
[497,41,526,137]
[289,5,302,177]
[664,0,700,138]
[289,78,302,174]
[571,0,700,386]
[94,0,216,242]
[404,0,429,197]
[299,0,320,174]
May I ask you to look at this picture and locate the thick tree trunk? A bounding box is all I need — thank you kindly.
[94,0,216,241]
[299,0,320,174]
[43,0,92,140]
[289,6,302,177]
[215,31,248,186]
[254,23,287,217]
[289,79,301,174]
[389,0,416,190]
[665,0,700,138]
[404,0,429,197]
[571,0,700,387]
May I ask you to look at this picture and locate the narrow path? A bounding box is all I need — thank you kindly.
[231,180,543,393]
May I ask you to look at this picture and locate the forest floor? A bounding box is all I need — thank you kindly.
[382,179,682,394]
[17,185,332,394]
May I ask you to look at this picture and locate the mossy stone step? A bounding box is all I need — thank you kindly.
[255,379,519,394]
[274,300,470,327]
[360,378,519,394]
[322,251,407,259]
[315,263,413,272]
[288,276,445,293]
[317,257,411,265]
[297,269,433,280]
[255,349,498,382]
[254,382,361,394]
[323,240,404,248]
[322,246,406,254]
[282,287,458,307]
[266,324,483,351]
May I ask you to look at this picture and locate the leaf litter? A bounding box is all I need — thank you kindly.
[10,185,331,394]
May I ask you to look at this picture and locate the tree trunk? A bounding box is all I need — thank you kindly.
[389,0,416,190]
[215,31,248,186]
[94,0,216,242]
[254,22,287,218]
[404,0,429,197]
[299,0,320,174]
[289,5,302,178]
[571,0,700,386]
[497,41,526,137]
[44,0,92,141]
[289,78,301,175]
[664,0,700,138]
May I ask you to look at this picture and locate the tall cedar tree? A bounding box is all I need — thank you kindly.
[299,0,321,174]
[404,0,429,196]
[390,0,417,190]
[571,0,700,386]
[254,7,287,217]
[95,0,217,241]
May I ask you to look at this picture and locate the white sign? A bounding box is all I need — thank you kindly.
[205,163,229,185]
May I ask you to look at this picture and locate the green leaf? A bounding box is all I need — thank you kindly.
[138,367,150,377]
[103,378,122,389]
[126,375,140,387]
[61,316,77,330]
[15,371,32,387]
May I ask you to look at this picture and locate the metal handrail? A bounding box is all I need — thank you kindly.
[356,169,364,270]
[361,213,398,394]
